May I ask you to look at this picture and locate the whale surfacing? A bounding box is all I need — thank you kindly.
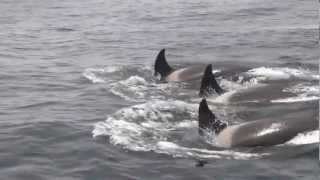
[154,49,206,82]
[199,64,225,96]
[198,99,318,148]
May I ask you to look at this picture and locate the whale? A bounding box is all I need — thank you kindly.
[154,49,207,82]
[199,65,296,103]
[199,64,225,96]
[198,99,318,148]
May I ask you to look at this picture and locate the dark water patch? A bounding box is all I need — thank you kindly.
[233,7,282,18]
[278,55,303,62]
[280,61,319,71]
[0,73,21,81]
[258,144,318,160]
[54,62,73,68]
[66,14,82,18]
[0,53,26,60]
[15,101,62,110]
[33,82,80,92]
[55,27,76,32]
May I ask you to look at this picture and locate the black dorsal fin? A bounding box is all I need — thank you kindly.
[154,49,174,79]
[199,64,224,97]
[198,99,227,135]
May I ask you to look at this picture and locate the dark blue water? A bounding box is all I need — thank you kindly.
[0,0,319,179]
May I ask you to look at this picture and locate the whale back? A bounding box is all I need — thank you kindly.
[228,108,318,147]
[154,49,207,82]
[165,65,205,82]
[198,99,318,148]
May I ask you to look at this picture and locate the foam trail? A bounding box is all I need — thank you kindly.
[156,141,267,160]
[82,65,173,102]
[272,96,319,103]
[285,130,319,145]
[246,67,319,81]
[272,83,319,103]
[83,68,106,83]
[285,84,320,94]
[92,100,265,160]
[110,76,150,102]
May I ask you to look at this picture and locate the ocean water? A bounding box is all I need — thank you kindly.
[0,0,319,179]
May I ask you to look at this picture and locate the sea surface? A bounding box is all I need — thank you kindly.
[0,0,319,179]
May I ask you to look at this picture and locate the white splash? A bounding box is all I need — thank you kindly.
[83,68,106,83]
[246,67,319,81]
[156,141,267,160]
[83,65,175,102]
[285,84,320,94]
[286,130,319,145]
[92,100,264,160]
[109,75,180,102]
[212,69,222,74]
[120,76,148,85]
[272,83,319,103]
[271,96,319,103]
[257,123,282,137]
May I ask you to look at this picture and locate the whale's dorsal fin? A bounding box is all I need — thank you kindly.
[154,49,174,80]
[199,98,216,135]
[199,64,224,97]
[198,99,227,135]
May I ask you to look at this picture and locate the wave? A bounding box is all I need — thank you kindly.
[271,96,319,103]
[109,76,150,102]
[92,100,264,159]
[110,75,190,102]
[83,65,202,102]
[286,130,319,145]
[88,64,318,159]
[82,68,109,83]
[83,65,166,102]
[83,65,319,104]
[156,141,266,160]
[246,67,319,81]
[16,101,61,109]
[82,65,153,84]
[210,67,319,103]
[272,83,319,103]
[283,83,319,95]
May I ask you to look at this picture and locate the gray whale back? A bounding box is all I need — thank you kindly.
[199,99,318,148]
[154,49,206,82]
[165,65,206,82]
[227,108,318,147]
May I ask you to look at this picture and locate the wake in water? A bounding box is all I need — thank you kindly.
[83,65,195,102]
[85,63,319,159]
[92,100,266,159]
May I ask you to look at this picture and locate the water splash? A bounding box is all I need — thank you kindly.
[286,130,319,145]
[92,100,264,159]
[246,67,319,81]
